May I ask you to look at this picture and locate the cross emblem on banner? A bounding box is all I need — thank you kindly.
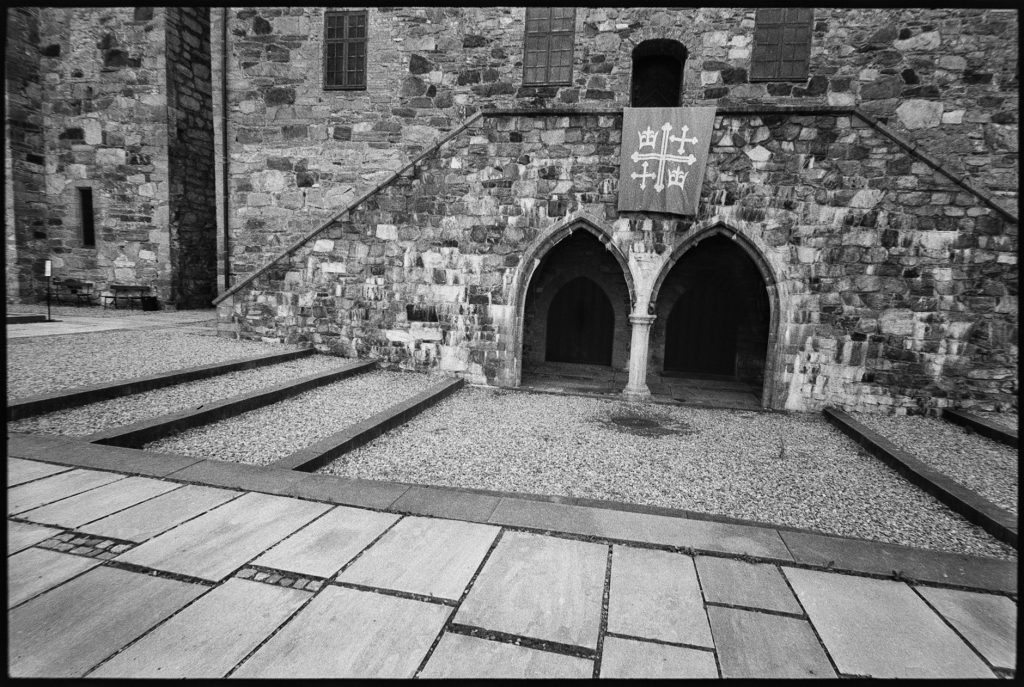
[617,106,716,216]
[629,123,699,193]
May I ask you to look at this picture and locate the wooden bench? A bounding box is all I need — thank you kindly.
[103,283,151,310]
[52,278,98,306]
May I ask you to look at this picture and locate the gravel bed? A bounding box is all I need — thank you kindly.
[972,410,1019,433]
[144,370,445,465]
[7,328,292,399]
[319,387,1017,561]
[7,355,358,437]
[851,412,1019,516]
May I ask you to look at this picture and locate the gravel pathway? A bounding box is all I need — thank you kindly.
[319,387,1017,561]
[851,412,1019,516]
[145,370,445,465]
[7,328,291,399]
[7,356,358,437]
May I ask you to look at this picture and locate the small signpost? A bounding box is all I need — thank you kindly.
[44,259,52,322]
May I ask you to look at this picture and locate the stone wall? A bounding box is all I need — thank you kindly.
[5,7,46,301]
[220,7,1018,288]
[165,7,217,308]
[33,7,174,302]
[224,109,1017,413]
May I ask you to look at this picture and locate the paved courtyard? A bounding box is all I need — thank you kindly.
[6,437,1017,679]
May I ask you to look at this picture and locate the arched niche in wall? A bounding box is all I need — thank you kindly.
[630,39,688,107]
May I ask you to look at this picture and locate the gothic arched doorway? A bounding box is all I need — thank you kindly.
[654,234,770,386]
[521,229,631,385]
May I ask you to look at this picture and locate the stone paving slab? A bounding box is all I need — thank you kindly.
[337,515,499,600]
[89,578,311,678]
[77,484,240,543]
[391,485,502,522]
[231,585,451,678]
[8,547,103,608]
[780,529,1018,594]
[164,459,310,495]
[8,565,206,677]
[419,632,593,679]
[783,567,995,678]
[7,519,63,555]
[695,555,803,615]
[707,605,836,678]
[285,472,410,510]
[7,456,73,486]
[456,531,607,649]
[8,468,126,516]
[8,433,204,477]
[18,476,181,529]
[253,506,400,579]
[608,545,712,647]
[115,491,330,581]
[7,432,81,462]
[599,636,719,679]
[915,585,1017,671]
[487,497,793,561]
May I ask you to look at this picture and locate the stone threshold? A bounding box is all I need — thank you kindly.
[8,432,1016,596]
[823,408,1017,550]
[271,377,465,472]
[7,347,316,421]
[942,408,1018,449]
[81,359,376,448]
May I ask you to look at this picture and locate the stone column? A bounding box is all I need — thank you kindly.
[623,313,655,399]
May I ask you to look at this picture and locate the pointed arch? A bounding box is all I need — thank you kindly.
[650,221,783,409]
[651,221,778,305]
[507,212,636,387]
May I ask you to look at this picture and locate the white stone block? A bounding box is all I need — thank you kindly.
[941,110,965,124]
[312,239,334,253]
[745,146,771,162]
[896,100,943,130]
[376,224,398,241]
[95,148,126,166]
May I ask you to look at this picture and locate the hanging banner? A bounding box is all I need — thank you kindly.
[617,106,716,216]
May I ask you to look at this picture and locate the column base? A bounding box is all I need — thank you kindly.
[621,385,652,400]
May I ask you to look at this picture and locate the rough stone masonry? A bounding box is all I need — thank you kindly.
[5,7,1018,413]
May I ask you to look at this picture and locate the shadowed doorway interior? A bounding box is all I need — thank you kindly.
[656,234,770,386]
[546,276,614,365]
[521,229,631,389]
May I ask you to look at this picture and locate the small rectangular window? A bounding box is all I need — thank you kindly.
[750,8,813,82]
[78,188,95,247]
[523,7,575,86]
[324,10,367,90]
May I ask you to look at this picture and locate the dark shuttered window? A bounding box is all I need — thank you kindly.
[523,7,575,86]
[750,8,813,81]
[324,10,367,90]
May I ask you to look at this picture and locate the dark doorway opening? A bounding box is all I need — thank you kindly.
[664,279,739,374]
[656,235,770,384]
[631,39,687,107]
[546,276,614,365]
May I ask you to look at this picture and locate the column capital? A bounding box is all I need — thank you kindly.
[628,313,656,326]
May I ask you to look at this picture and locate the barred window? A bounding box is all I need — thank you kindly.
[750,8,813,81]
[324,10,367,90]
[523,7,575,86]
